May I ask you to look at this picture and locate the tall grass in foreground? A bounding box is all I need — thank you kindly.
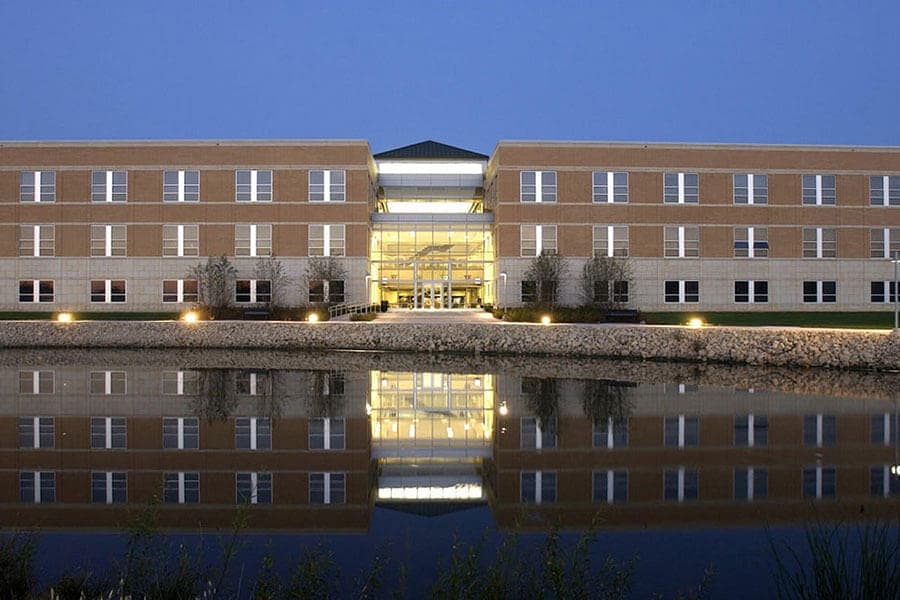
[768,517,900,600]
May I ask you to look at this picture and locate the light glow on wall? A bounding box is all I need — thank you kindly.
[377,161,484,175]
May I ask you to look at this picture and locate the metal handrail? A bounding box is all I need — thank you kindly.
[328,302,379,319]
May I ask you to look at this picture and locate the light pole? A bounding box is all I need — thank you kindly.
[499,272,507,310]
[893,251,900,331]
[364,273,371,307]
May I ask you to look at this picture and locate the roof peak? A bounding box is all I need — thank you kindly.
[374,140,488,161]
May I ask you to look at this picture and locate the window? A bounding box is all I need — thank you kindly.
[91,225,127,257]
[19,224,54,257]
[18,370,54,394]
[91,170,127,202]
[520,471,556,503]
[664,226,700,258]
[871,413,899,445]
[90,416,127,449]
[162,225,199,257]
[161,371,200,395]
[664,415,699,447]
[871,282,898,303]
[664,172,699,203]
[592,171,628,203]
[734,281,768,304]
[520,416,557,449]
[869,175,900,206]
[802,281,837,303]
[801,174,836,205]
[803,414,836,447]
[89,371,126,395]
[236,472,273,504]
[870,228,900,259]
[734,414,768,447]
[20,471,55,503]
[520,281,536,303]
[870,465,900,497]
[664,280,699,303]
[309,417,345,450]
[18,416,54,448]
[162,417,199,449]
[593,470,628,503]
[235,224,272,257]
[90,279,127,303]
[162,279,199,303]
[593,280,629,304]
[593,417,628,449]
[733,174,768,205]
[520,224,557,257]
[236,169,273,202]
[734,467,768,500]
[664,468,698,502]
[308,280,345,303]
[163,472,200,503]
[734,226,768,258]
[802,227,837,258]
[235,279,272,303]
[235,417,272,450]
[163,170,200,202]
[520,171,557,203]
[18,280,54,303]
[309,472,345,504]
[308,224,345,257]
[91,472,127,504]
[309,170,345,202]
[20,171,55,202]
[802,466,836,499]
[593,225,628,257]
[236,370,269,395]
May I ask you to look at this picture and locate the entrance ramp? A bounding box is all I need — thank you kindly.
[374,309,496,323]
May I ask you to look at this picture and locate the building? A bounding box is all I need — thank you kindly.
[2,139,899,312]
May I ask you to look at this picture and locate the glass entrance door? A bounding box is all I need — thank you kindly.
[416,281,446,309]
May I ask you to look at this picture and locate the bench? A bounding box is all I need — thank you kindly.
[605,309,640,323]
[242,308,271,320]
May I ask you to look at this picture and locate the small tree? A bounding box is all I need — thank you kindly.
[523,252,567,309]
[254,256,290,308]
[305,257,348,305]
[580,255,632,310]
[581,379,634,426]
[188,256,237,319]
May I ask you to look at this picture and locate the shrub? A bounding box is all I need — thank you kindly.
[350,312,377,322]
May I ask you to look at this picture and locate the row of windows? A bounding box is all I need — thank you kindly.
[16,369,346,396]
[17,416,346,450]
[519,171,900,206]
[18,223,347,258]
[519,413,899,450]
[520,464,900,504]
[521,278,897,305]
[18,170,347,203]
[18,277,347,304]
[18,470,346,505]
[522,225,900,259]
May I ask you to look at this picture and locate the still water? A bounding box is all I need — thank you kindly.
[2,349,898,598]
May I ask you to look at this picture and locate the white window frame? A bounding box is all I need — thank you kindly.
[664,414,699,448]
[309,169,346,202]
[309,472,345,504]
[308,224,345,257]
[162,279,199,303]
[163,417,199,450]
[235,224,272,257]
[664,172,699,204]
[90,370,127,395]
[802,227,836,259]
[20,171,56,203]
[91,224,127,257]
[91,170,128,203]
[20,471,55,503]
[801,174,836,205]
[734,280,768,304]
[90,279,127,303]
[19,416,54,448]
[90,416,127,449]
[308,417,345,450]
[733,173,768,205]
[802,280,837,304]
[664,226,700,258]
[520,224,557,257]
[18,280,55,304]
[163,170,200,202]
[91,471,127,504]
[734,226,768,258]
[593,469,628,504]
[734,467,766,501]
[162,224,199,257]
[235,416,272,450]
[236,472,272,504]
[161,370,200,395]
[592,225,628,258]
[592,171,628,203]
[803,465,836,499]
[520,470,556,504]
[520,416,557,450]
[870,175,900,206]
[593,417,628,449]
[20,224,54,257]
[520,171,557,203]
[664,280,700,304]
[870,228,900,259]
[19,370,54,394]
[871,281,898,304]
[235,169,273,202]
[235,279,272,304]
[164,471,200,504]
[664,467,698,502]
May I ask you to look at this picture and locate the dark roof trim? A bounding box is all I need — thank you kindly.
[374,140,488,161]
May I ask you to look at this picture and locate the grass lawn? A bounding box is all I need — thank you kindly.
[641,311,895,329]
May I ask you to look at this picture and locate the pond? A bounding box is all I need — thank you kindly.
[1,349,898,598]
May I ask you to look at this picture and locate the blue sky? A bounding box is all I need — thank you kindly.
[1,1,898,154]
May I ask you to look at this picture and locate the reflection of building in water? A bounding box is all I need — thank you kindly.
[369,372,493,505]
[1,361,898,531]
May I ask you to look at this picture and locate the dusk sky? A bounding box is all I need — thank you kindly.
[1,1,898,154]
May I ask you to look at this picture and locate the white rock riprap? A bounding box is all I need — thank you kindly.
[0,321,897,370]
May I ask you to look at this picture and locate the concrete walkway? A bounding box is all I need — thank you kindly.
[373,308,498,323]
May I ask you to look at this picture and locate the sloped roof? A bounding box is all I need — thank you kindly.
[374,140,488,161]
